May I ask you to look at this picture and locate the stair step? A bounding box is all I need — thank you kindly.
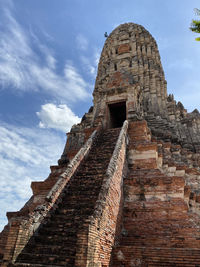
[12,264,63,267]
[14,128,121,266]
[16,252,74,265]
[112,246,200,266]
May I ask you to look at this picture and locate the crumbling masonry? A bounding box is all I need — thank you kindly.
[1,22,200,266]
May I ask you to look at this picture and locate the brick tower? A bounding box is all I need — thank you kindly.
[1,23,200,266]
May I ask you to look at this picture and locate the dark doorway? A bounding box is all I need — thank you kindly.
[108,101,126,128]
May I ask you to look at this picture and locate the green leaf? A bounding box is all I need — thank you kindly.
[190,8,200,40]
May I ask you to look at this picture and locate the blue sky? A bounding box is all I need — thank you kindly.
[0,0,200,231]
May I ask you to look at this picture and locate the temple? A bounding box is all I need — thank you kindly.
[1,22,200,266]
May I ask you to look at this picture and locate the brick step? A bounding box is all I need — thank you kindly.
[125,176,177,183]
[56,199,97,208]
[56,201,97,210]
[56,201,96,209]
[126,169,167,177]
[121,250,200,258]
[62,190,101,197]
[10,264,63,267]
[99,133,120,138]
[75,170,104,175]
[120,241,200,248]
[148,263,196,267]
[83,152,113,158]
[60,177,103,189]
[86,152,113,157]
[74,170,106,176]
[41,226,79,234]
[86,151,114,156]
[111,259,200,267]
[44,215,83,224]
[72,178,103,184]
[58,200,98,207]
[115,246,200,253]
[66,179,103,185]
[64,178,102,185]
[90,143,116,148]
[124,176,184,185]
[62,191,100,198]
[59,192,101,200]
[147,256,200,263]
[54,207,95,215]
[91,145,115,150]
[54,207,96,214]
[60,190,100,197]
[24,243,76,255]
[87,150,113,154]
[123,210,188,219]
[79,162,110,168]
[112,259,200,266]
[32,237,78,246]
[122,219,197,228]
[65,182,102,188]
[79,161,110,168]
[122,222,199,233]
[35,228,77,238]
[91,136,116,141]
[147,258,200,265]
[37,226,79,237]
[112,246,200,266]
[122,240,200,247]
[42,216,88,227]
[120,234,199,242]
[44,212,81,221]
[16,252,74,266]
[120,233,200,244]
[78,165,108,170]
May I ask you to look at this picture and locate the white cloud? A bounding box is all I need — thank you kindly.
[0,5,90,102]
[94,50,101,67]
[0,123,65,231]
[76,34,89,51]
[81,56,96,76]
[37,42,57,70]
[37,103,81,132]
[80,49,101,77]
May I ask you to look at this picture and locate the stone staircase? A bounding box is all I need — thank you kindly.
[145,113,180,144]
[11,128,121,267]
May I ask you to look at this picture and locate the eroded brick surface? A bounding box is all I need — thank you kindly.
[111,121,200,266]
